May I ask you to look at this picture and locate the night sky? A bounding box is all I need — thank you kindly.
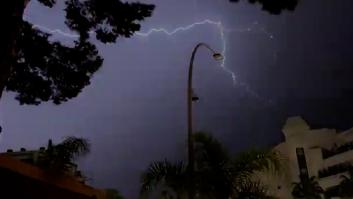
[1,0,353,198]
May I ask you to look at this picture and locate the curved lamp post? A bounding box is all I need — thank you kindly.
[187,43,223,199]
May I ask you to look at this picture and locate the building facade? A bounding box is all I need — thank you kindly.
[262,116,353,199]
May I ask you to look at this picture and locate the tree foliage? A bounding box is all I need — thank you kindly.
[141,160,188,199]
[38,136,90,172]
[7,22,103,104]
[105,189,125,199]
[234,180,277,199]
[292,176,323,199]
[337,169,353,198]
[230,0,299,15]
[3,0,154,105]
[140,132,282,199]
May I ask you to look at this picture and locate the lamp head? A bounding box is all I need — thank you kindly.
[213,53,223,61]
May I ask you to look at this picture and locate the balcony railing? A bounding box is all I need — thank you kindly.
[318,162,352,178]
[322,141,353,159]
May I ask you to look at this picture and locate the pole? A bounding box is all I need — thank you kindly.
[187,43,219,199]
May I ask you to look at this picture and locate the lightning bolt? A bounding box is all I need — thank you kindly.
[33,20,237,82]
[135,20,238,85]
[32,19,274,104]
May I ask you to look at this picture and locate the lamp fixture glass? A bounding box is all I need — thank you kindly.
[213,53,223,61]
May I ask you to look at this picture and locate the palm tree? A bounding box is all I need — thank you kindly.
[140,132,282,199]
[338,169,353,198]
[194,133,281,199]
[292,176,323,199]
[141,160,188,199]
[233,180,277,199]
[105,189,125,199]
[38,136,90,173]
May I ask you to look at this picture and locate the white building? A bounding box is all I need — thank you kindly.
[261,116,353,199]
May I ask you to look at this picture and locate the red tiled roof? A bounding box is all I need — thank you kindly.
[0,154,105,198]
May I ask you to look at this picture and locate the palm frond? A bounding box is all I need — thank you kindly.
[292,177,323,199]
[193,132,229,165]
[58,136,90,159]
[231,149,283,179]
[105,189,124,199]
[140,133,282,199]
[140,160,187,196]
[292,182,305,198]
[37,137,90,172]
[234,179,277,199]
[308,176,324,193]
[193,132,230,176]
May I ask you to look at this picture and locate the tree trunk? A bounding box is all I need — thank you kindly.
[0,0,28,99]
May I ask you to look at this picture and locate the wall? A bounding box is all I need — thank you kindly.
[261,116,353,199]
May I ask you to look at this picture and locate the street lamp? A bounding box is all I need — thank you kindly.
[187,43,223,199]
[213,53,224,61]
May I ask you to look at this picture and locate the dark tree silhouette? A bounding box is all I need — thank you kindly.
[292,176,323,199]
[337,169,353,198]
[38,137,90,172]
[105,189,125,199]
[230,0,299,14]
[140,132,282,199]
[0,0,154,104]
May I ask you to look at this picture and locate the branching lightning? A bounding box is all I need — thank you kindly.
[136,20,237,85]
[33,20,238,83]
[32,19,275,103]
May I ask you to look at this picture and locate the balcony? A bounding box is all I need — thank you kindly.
[318,162,352,178]
[322,141,353,159]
